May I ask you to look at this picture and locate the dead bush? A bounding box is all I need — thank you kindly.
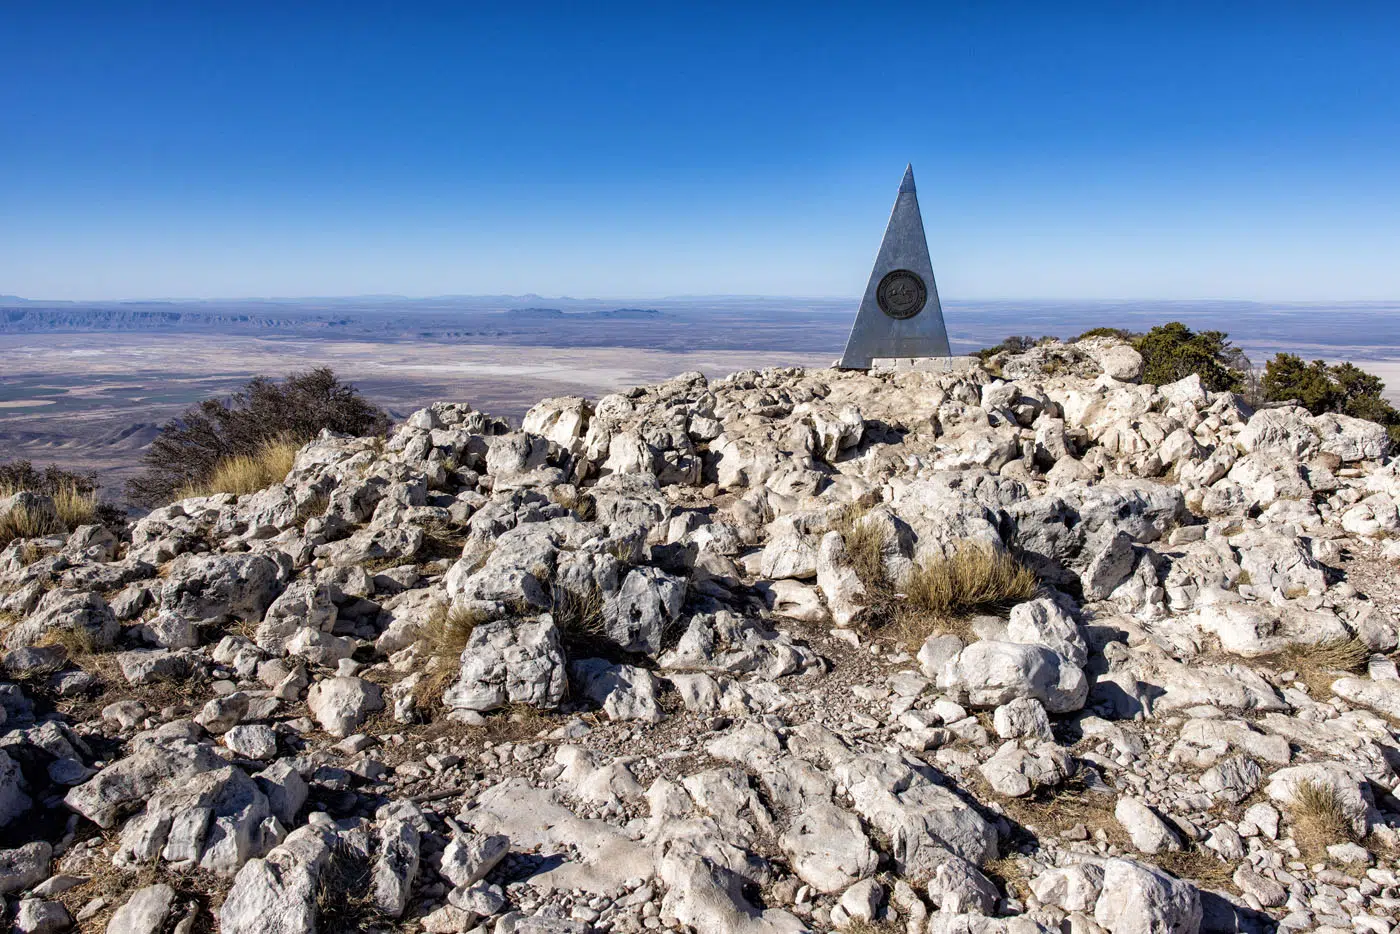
[552,585,606,637]
[315,840,388,933]
[1267,636,1369,699]
[129,367,388,506]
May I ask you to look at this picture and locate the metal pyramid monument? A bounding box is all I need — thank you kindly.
[837,164,951,368]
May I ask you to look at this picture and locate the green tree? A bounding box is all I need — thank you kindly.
[1133,322,1246,392]
[1261,353,1334,412]
[1262,354,1400,444]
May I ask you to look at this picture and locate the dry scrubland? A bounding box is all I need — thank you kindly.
[7,335,1400,933]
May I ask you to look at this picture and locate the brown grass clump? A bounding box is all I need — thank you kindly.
[833,505,891,588]
[552,585,606,639]
[315,841,389,933]
[833,507,1038,649]
[903,545,1039,619]
[1289,779,1356,860]
[982,852,1032,901]
[1154,846,1236,890]
[1267,636,1370,699]
[414,602,487,710]
[0,480,98,546]
[36,625,96,659]
[986,774,1126,850]
[840,921,902,934]
[295,493,329,526]
[891,545,1038,649]
[179,438,300,499]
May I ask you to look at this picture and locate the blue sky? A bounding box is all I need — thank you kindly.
[2,3,1397,301]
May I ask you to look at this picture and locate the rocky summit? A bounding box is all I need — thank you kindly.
[5,336,1400,934]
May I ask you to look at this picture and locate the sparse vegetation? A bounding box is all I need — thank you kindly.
[1288,779,1356,859]
[1071,326,1134,342]
[315,840,388,933]
[835,507,1038,648]
[414,602,487,710]
[839,920,903,934]
[552,584,606,638]
[178,437,302,499]
[1267,636,1370,699]
[901,544,1039,621]
[974,334,1054,362]
[833,506,890,588]
[0,459,114,546]
[1154,845,1236,890]
[1263,354,1400,445]
[129,367,389,506]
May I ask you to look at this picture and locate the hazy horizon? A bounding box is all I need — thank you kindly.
[8,293,1400,306]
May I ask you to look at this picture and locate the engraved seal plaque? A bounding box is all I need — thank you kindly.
[876,269,927,320]
[837,165,951,367]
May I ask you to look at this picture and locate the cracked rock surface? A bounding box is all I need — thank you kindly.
[3,341,1400,932]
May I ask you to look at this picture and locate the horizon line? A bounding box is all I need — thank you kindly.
[5,293,1400,307]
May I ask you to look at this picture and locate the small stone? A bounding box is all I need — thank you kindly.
[1114,796,1181,855]
[223,724,278,760]
[0,841,52,896]
[105,884,175,934]
[13,898,72,934]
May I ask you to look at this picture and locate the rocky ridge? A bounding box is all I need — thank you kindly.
[2,336,1400,933]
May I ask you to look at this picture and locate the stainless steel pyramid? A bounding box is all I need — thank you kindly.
[837,164,951,368]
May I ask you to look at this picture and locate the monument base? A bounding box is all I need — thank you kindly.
[833,356,979,373]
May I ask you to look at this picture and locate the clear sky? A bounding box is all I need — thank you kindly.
[2,3,1397,302]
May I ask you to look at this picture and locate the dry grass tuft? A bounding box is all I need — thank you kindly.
[295,493,329,526]
[1291,636,1370,672]
[833,505,891,587]
[1267,636,1370,699]
[987,774,1125,848]
[840,921,902,934]
[36,625,96,659]
[549,484,596,520]
[50,482,99,529]
[1289,779,1356,859]
[0,480,98,546]
[903,544,1039,619]
[486,702,554,743]
[315,840,388,933]
[552,585,606,638]
[1154,846,1236,890]
[414,602,487,710]
[833,507,1038,649]
[982,852,1032,901]
[180,438,300,499]
[893,545,1038,649]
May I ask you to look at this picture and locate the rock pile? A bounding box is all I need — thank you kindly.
[3,337,1400,933]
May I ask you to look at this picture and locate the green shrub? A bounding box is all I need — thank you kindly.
[1262,354,1400,444]
[974,335,1053,361]
[1071,326,1135,342]
[1133,322,1248,392]
[129,367,388,506]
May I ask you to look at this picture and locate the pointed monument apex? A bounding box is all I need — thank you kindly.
[837,165,951,368]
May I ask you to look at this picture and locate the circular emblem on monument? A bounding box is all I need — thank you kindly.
[876,269,927,319]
